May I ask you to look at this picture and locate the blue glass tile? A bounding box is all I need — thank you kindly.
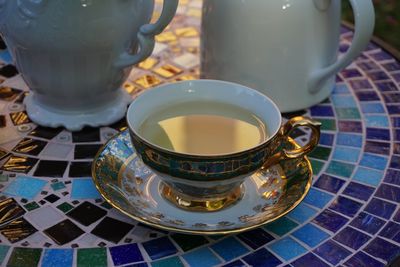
[313,209,348,233]
[376,81,398,92]
[242,248,281,267]
[0,246,9,265]
[314,240,351,265]
[237,228,274,249]
[360,103,385,114]
[390,155,400,169]
[183,248,221,267]
[41,249,73,267]
[310,106,334,117]
[333,227,371,250]
[303,188,333,209]
[392,117,400,128]
[110,244,143,266]
[143,237,178,260]
[384,169,400,185]
[314,174,345,193]
[126,263,148,267]
[269,237,307,261]
[342,182,374,201]
[379,221,400,241]
[394,72,400,82]
[152,257,183,267]
[332,84,349,94]
[355,91,380,101]
[3,176,47,199]
[357,61,379,71]
[359,153,388,170]
[336,133,362,147]
[364,140,391,155]
[376,184,400,202]
[341,68,362,78]
[331,95,357,107]
[383,92,400,103]
[366,128,390,141]
[338,120,362,133]
[319,133,334,146]
[221,260,246,267]
[383,61,400,71]
[365,198,396,219]
[349,79,373,90]
[367,71,390,81]
[350,212,386,234]
[387,104,400,115]
[291,253,329,267]
[333,146,360,163]
[292,224,330,247]
[395,129,400,141]
[370,50,392,60]
[329,196,362,217]
[353,167,383,186]
[264,217,298,236]
[327,160,355,178]
[71,179,101,199]
[286,203,317,224]
[363,237,400,262]
[0,50,12,64]
[365,115,389,128]
[345,251,385,267]
[211,237,249,261]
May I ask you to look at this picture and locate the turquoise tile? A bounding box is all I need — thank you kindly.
[71,179,101,199]
[336,133,363,147]
[359,153,388,171]
[360,103,385,114]
[365,115,389,128]
[152,256,184,267]
[332,146,360,163]
[353,167,383,186]
[335,108,361,119]
[51,182,66,191]
[326,161,355,178]
[182,248,221,267]
[41,249,73,267]
[332,84,350,94]
[331,95,357,108]
[268,237,307,261]
[0,246,9,265]
[264,217,298,236]
[3,176,47,199]
[303,188,333,209]
[287,203,317,224]
[0,50,12,64]
[292,224,330,247]
[211,237,249,261]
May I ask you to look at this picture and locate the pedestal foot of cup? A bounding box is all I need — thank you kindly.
[24,89,132,131]
[160,182,244,212]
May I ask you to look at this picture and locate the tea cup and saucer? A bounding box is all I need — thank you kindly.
[92,80,320,234]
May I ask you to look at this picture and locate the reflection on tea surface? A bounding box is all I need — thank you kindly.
[138,101,268,155]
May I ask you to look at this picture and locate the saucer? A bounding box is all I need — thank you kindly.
[92,130,312,235]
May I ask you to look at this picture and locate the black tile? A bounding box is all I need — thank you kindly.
[109,119,128,132]
[0,87,22,101]
[44,219,84,245]
[0,217,37,243]
[0,155,38,173]
[14,91,28,104]
[44,194,60,203]
[0,37,6,49]
[0,65,19,78]
[29,126,63,140]
[12,138,47,156]
[69,162,92,177]
[72,127,100,143]
[0,198,25,225]
[33,160,68,177]
[67,201,107,226]
[74,144,102,159]
[9,111,31,126]
[91,217,134,243]
[0,115,5,128]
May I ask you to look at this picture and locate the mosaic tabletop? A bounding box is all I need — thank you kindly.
[1,1,400,266]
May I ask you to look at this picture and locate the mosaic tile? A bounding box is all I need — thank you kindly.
[0,198,25,224]
[333,146,360,163]
[71,179,101,199]
[77,248,107,267]
[310,106,334,117]
[313,209,348,233]
[314,240,351,265]
[33,160,68,177]
[23,201,40,211]
[383,92,400,104]
[367,71,390,81]
[332,84,349,94]
[326,161,355,178]
[338,120,362,133]
[376,81,398,92]
[363,237,400,263]
[335,108,361,119]
[183,247,221,267]
[3,176,46,199]
[360,102,385,113]
[357,60,379,71]
[171,233,208,252]
[29,126,63,140]
[360,153,388,171]
[0,155,38,173]
[0,116,5,128]
[366,127,390,141]
[138,57,159,70]
[365,198,396,219]
[379,221,400,242]
[69,161,92,178]
[387,104,400,115]
[12,138,47,156]
[383,61,400,71]
[74,144,102,159]
[319,133,334,146]
[41,249,73,267]
[355,91,380,101]
[318,119,336,131]
[6,247,41,267]
[331,95,357,107]
[308,146,331,161]
[264,217,298,236]
[0,217,37,243]
[385,169,400,185]
[292,223,330,247]
[336,133,362,147]
[303,188,333,209]
[152,257,184,267]
[0,245,10,265]
[153,64,183,78]
[44,194,60,203]
[269,237,307,261]
[348,79,373,90]
[236,228,274,249]
[67,201,107,227]
[143,236,177,260]
[110,243,144,266]
[9,111,30,125]
[91,217,134,244]
[343,182,374,201]
[390,155,400,169]
[242,248,281,267]
[286,203,317,224]
[353,167,383,186]
[0,87,22,101]
[72,127,101,143]
[44,219,84,245]
[329,196,362,217]
[211,237,249,261]
[314,174,345,193]
[345,251,386,267]
[51,181,66,191]
[350,212,386,235]
[135,75,162,88]
[309,159,324,176]
[364,140,391,155]
[291,253,329,267]
[376,184,400,202]
[333,227,371,250]
[0,64,18,77]
[25,205,64,229]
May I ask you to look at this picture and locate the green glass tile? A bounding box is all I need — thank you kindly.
[7,248,41,267]
[152,256,184,267]
[308,146,331,161]
[171,234,208,252]
[310,159,325,175]
[335,108,361,119]
[100,202,112,209]
[51,182,66,191]
[264,217,298,236]
[326,160,355,178]
[318,119,336,131]
[57,202,74,213]
[77,248,107,267]
[0,174,8,182]
[0,245,9,265]
[24,202,40,211]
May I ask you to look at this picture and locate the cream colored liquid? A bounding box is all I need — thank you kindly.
[138,101,268,155]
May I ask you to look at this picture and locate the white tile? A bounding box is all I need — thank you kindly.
[25,206,64,229]
[40,143,73,158]
[172,53,199,69]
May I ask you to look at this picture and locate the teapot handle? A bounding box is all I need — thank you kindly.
[308,0,375,94]
[115,0,178,68]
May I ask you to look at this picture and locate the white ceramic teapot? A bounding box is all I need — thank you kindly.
[0,0,178,131]
[201,0,375,112]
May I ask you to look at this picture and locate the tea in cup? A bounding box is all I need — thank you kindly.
[127,80,320,212]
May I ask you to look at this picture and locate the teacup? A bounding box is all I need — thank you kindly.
[127,80,320,212]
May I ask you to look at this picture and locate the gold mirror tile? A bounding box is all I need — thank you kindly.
[155,32,177,43]
[153,64,183,78]
[134,75,162,89]
[10,111,31,126]
[123,82,138,94]
[174,74,196,82]
[138,58,159,70]
[175,27,199,37]
[187,8,201,17]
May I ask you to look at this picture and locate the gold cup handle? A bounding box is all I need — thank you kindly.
[262,116,321,168]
